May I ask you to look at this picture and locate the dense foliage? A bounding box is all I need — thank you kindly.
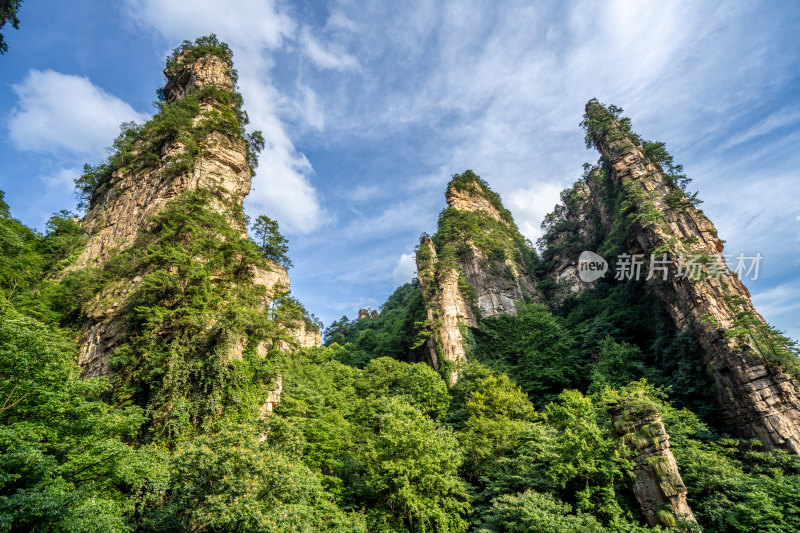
[323,280,429,367]
[2,39,799,532]
[432,170,539,276]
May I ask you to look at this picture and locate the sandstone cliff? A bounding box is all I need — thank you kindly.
[416,171,540,382]
[76,55,248,270]
[542,100,800,453]
[416,237,475,385]
[73,42,319,380]
[609,392,697,528]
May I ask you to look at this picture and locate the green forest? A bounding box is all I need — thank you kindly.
[2,36,800,533]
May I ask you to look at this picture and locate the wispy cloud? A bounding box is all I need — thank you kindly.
[284,0,800,328]
[299,26,360,72]
[506,182,567,243]
[718,107,800,151]
[8,0,794,332]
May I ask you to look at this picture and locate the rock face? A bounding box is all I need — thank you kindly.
[443,179,538,318]
[75,55,249,270]
[558,101,800,453]
[74,49,319,379]
[297,326,322,348]
[416,171,539,383]
[357,308,379,320]
[163,54,235,103]
[260,375,283,416]
[609,392,697,528]
[416,238,475,385]
[445,185,504,222]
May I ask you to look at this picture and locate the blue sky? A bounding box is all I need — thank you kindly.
[1,0,799,340]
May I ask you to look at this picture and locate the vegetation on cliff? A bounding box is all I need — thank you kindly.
[432,170,538,275]
[75,35,264,212]
[2,34,800,533]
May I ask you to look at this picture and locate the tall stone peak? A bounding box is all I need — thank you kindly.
[75,47,249,270]
[416,237,476,386]
[444,170,509,223]
[540,99,800,454]
[71,37,319,380]
[416,171,540,383]
[608,391,697,527]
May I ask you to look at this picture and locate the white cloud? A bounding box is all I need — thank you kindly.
[339,197,438,241]
[506,181,568,243]
[718,107,800,151]
[123,0,327,233]
[752,283,800,342]
[122,0,294,50]
[299,26,360,72]
[392,252,417,285]
[107,0,798,327]
[309,0,789,241]
[349,184,383,203]
[45,167,80,190]
[8,70,147,155]
[284,83,325,131]
[326,10,359,33]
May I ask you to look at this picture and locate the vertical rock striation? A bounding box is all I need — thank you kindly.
[415,171,540,383]
[609,392,697,528]
[416,238,475,385]
[442,178,538,317]
[74,44,318,379]
[570,100,800,453]
[75,54,249,270]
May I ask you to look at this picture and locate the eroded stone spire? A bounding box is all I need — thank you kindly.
[608,392,697,528]
[73,43,318,379]
[415,171,540,384]
[416,237,474,385]
[582,100,800,453]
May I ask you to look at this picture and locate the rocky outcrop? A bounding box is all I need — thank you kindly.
[415,171,541,383]
[250,261,291,302]
[163,54,235,103]
[577,100,800,453]
[416,238,475,385]
[357,308,378,320]
[260,375,283,416]
[281,322,322,350]
[74,47,319,379]
[297,324,322,347]
[457,242,536,317]
[445,183,504,222]
[443,177,538,318]
[609,392,697,528]
[75,57,249,270]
